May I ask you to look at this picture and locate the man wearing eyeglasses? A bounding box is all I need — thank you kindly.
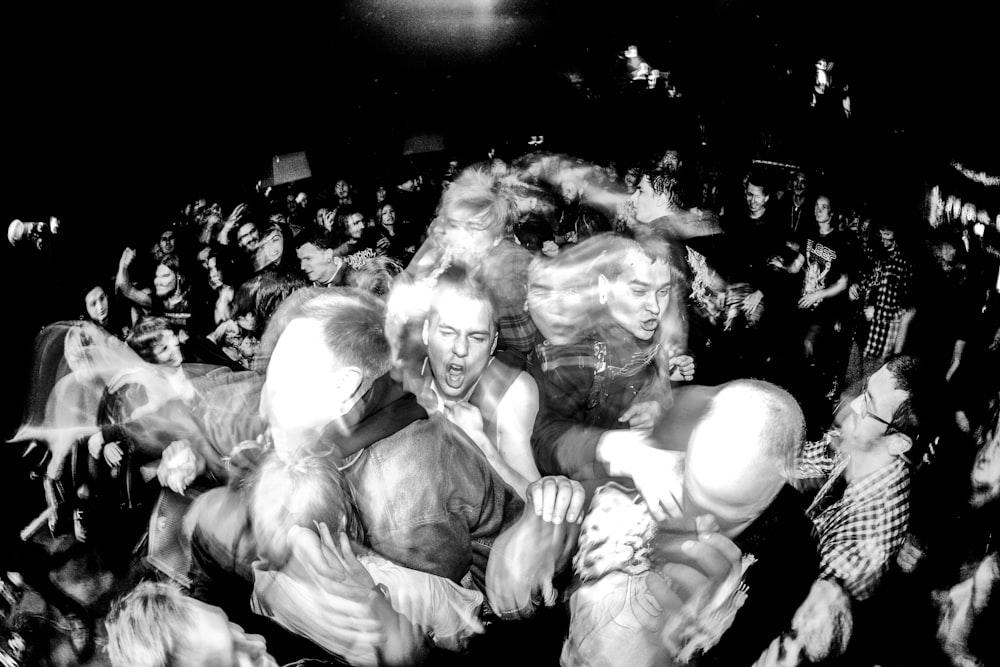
[796,354,931,602]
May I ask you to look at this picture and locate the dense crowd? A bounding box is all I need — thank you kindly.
[3,146,999,667]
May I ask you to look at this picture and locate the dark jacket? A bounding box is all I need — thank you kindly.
[699,484,820,666]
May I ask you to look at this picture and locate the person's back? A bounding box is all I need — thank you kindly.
[342,412,523,588]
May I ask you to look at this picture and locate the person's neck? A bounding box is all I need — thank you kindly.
[817,220,833,235]
[846,445,896,482]
[749,208,766,220]
[793,193,806,207]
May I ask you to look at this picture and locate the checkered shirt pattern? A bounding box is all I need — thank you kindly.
[862,248,912,358]
[799,434,911,601]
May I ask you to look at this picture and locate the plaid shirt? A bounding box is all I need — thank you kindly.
[798,433,911,601]
[861,247,913,357]
[481,240,537,357]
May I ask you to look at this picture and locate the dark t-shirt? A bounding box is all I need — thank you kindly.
[797,227,852,323]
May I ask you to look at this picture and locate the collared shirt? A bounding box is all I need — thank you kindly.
[863,246,913,316]
[799,433,911,600]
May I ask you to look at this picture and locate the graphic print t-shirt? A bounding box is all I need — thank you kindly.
[799,229,851,321]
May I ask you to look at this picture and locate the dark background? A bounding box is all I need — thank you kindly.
[3,0,998,435]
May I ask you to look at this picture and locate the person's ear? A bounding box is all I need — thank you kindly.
[886,433,912,458]
[421,319,430,346]
[333,366,364,401]
[324,248,334,264]
[598,274,609,305]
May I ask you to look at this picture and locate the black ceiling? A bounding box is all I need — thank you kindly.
[4,0,997,221]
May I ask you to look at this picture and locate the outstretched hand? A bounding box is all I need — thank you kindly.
[486,476,585,619]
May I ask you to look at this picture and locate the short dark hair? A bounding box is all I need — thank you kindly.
[646,168,684,209]
[293,226,337,252]
[231,269,309,340]
[884,354,936,461]
[746,169,772,196]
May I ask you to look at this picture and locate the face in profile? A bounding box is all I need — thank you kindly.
[297,242,337,284]
[85,286,109,325]
[424,290,495,399]
[631,176,662,223]
[603,251,671,342]
[970,413,1000,508]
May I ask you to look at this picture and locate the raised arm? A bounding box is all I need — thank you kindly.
[115,247,153,310]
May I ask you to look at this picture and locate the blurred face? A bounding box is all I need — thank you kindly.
[238,223,260,253]
[436,219,500,260]
[315,207,329,228]
[792,171,808,196]
[152,329,183,367]
[603,251,671,341]
[154,264,178,297]
[188,598,278,667]
[424,291,496,399]
[85,286,109,324]
[260,229,285,264]
[934,243,958,273]
[345,213,365,240]
[970,417,1000,508]
[631,176,664,223]
[624,170,639,193]
[296,242,337,283]
[159,231,176,255]
[207,256,224,290]
[197,247,212,271]
[379,204,396,228]
[814,196,832,224]
[263,318,352,451]
[879,228,897,251]
[335,180,350,200]
[746,183,769,217]
[528,269,591,345]
[375,186,387,203]
[836,366,908,453]
[561,180,581,203]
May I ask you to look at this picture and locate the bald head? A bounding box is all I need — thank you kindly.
[683,379,804,536]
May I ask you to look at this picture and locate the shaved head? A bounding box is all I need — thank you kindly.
[683,380,804,536]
